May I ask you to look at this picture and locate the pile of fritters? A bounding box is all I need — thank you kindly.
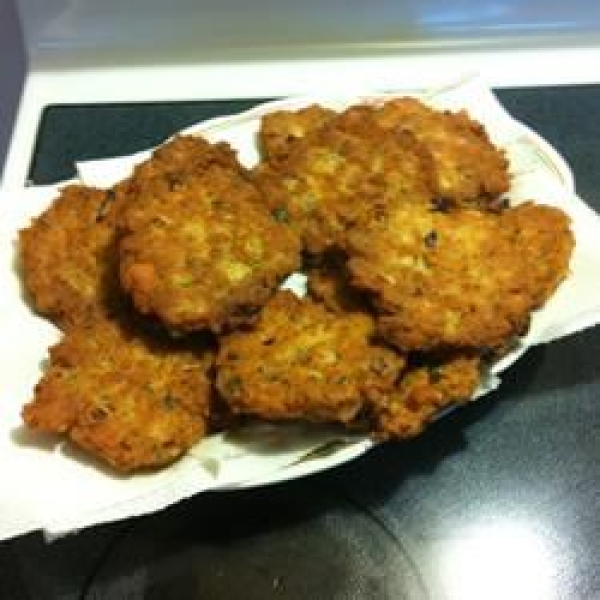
[19,97,574,472]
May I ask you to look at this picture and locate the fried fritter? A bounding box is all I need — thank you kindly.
[119,164,302,333]
[216,291,404,424]
[116,134,242,204]
[21,313,214,472]
[259,104,337,162]
[372,354,482,439]
[371,97,510,206]
[253,122,434,253]
[503,202,576,306]
[19,184,123,329]
[347,201,574,352]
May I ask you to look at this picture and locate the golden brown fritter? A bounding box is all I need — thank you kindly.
[253,122,435,254]
[118,164,302,333]
[503,202,576,306]
[19,184,123,329]
[372,354,482,439]
[259,104,337,162]
[21,313,214,472]
[116,134,242,204]
[347,201,574,353]
[216,291,404,424]
[371,97,510,206]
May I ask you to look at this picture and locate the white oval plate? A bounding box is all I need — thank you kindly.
[5,80,600,541]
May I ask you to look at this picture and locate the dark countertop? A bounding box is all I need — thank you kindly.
[2,86,599,600]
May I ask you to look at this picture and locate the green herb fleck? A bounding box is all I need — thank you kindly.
[272,206,290,223]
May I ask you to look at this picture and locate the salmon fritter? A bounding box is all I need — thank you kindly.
[253,121,434,253]
[259,104,337,162]
[371,97,510,206]
[21,314,214,472]
[19,184,123,329]
[372,354,482,439]
[216,291,404,424]
[119,164,302,333]
[347,201,574,353]
[116,134,242,204]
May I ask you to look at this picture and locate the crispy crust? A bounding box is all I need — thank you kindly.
[18,184,123,329]
[119,164,302,333]
[371,98,510,206]
[503,201,576,305]
[347,201,574,352]
[372,354,482,438]
[253,119,435,253]
[116,135,242,203]
[259,105,337,162]
[21,314,214,472]
[216,291,404,424]
[256,97,509,215]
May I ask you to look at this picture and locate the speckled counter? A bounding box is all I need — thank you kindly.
[2,86,599,600]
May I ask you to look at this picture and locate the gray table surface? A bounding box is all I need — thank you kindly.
[1,86,599,600]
